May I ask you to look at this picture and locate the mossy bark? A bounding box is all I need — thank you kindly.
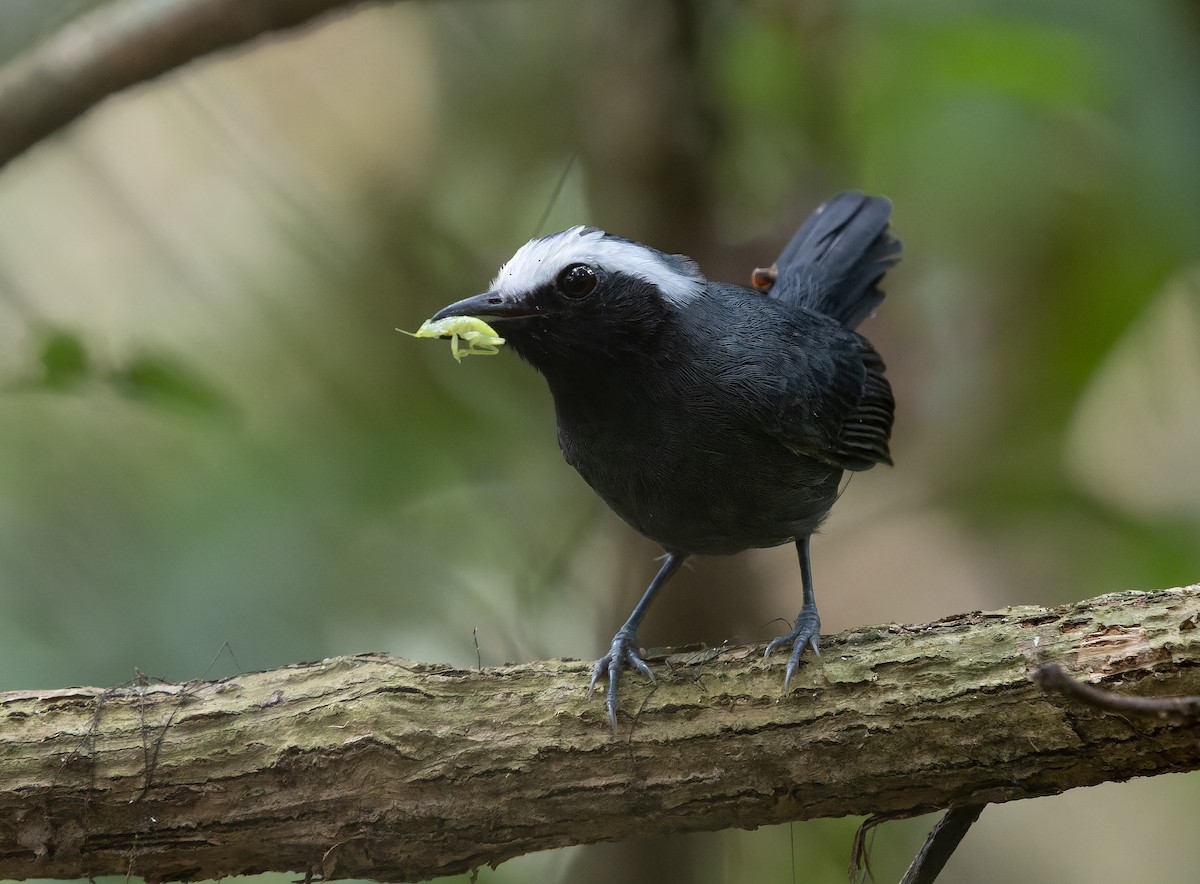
[2,587,1199,882]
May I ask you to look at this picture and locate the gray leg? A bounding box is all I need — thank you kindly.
[589,551,688,731]
[764,535,821,690]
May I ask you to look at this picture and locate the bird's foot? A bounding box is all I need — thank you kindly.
[588,626,655,731]
[764,608,821,692]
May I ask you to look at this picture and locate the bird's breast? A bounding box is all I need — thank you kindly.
[553,400,841,555]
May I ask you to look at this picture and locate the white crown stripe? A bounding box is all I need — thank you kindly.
[491,227,705,307]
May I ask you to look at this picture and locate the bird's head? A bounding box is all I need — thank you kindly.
[432,227,707,370]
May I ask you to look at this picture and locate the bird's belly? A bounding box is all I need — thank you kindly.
[560,426,842,555]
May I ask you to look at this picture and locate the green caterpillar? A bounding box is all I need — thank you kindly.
[400,317,506,363]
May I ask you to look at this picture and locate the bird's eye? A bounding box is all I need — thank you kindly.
[556,263,598,300]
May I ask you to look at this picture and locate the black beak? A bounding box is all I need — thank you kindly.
[431,291,538,323]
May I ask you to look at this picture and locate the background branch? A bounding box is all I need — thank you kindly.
[0,0,384,171]
[1033,661,1200,721]
[1,586,1198,883]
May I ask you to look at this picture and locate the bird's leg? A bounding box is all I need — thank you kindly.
[764,535,821,690]
[589,550,688,731]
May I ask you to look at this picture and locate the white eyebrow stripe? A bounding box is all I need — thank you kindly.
[490,226,706,307]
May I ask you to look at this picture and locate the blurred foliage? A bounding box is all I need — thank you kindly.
[0,0,110,66]
[1,1,1199,883]
[34,329,89,390]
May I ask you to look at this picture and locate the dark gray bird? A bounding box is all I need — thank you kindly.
[432,191,901,729]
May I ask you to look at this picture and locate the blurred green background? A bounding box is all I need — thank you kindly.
[1,0,1198,882]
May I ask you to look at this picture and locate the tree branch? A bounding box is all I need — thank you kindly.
[0,0,385,172]
[2,586,1198,882]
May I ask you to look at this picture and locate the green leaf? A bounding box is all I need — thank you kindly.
[111,354,233,417]
[37,330,89,389]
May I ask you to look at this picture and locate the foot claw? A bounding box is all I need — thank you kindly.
[765,610,821,692]
[589,628,653,731]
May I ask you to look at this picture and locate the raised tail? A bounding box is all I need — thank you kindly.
[766,192,902,330]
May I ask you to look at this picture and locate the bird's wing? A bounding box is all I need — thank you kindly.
[736,314,894,472]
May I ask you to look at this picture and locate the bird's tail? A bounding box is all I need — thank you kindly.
[766,192,902,330]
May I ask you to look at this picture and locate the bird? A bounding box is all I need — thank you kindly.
[431,191,901,730]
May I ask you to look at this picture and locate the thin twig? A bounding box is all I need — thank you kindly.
[1032,663,1200,722]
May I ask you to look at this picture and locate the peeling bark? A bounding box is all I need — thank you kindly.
[2,587,1199,882]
